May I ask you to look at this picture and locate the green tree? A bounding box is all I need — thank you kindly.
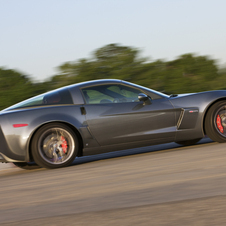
[162,54,219,94]
[1,44,225,111]
[52,45,222,95]
[0,68,49,110]
[51,43,147,88]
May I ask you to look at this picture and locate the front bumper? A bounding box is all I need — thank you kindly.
[0,153,6,162]
[0,152,23,162]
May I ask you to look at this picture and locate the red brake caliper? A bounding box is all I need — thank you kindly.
[216,115,224,133]
[61,136,68,153]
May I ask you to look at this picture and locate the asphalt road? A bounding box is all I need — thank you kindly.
[1,138,226,225]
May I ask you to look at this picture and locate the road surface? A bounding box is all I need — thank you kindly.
[1,139,226,225]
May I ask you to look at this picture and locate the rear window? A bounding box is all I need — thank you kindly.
[5,89,73,110]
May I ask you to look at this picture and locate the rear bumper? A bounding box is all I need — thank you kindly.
[0,126,12,162]
[0,126,25,162]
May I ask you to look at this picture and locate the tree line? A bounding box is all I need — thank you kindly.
[1,43,226,110]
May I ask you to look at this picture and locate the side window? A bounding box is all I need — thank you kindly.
[6,89,73,110]
[82,89,114,104]
[108,85,140,101]
[81,84,142,104]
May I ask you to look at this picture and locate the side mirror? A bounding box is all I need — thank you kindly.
[138,93,151,105]
[138,93,148,102]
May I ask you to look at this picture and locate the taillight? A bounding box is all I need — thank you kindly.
[13,124,28,128]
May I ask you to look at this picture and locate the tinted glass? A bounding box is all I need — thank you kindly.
[81,85,141,104]
[5,89,73,110]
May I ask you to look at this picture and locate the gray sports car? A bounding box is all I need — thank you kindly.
[0,79,226,169]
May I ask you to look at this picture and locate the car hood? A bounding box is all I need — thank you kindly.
[176,93,195,97]
[172,90,226,99]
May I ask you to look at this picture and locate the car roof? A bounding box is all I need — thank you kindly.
[66,79,123,89]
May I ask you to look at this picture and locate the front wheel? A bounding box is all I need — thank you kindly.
[205,101,226,142]
[31,123,79,169]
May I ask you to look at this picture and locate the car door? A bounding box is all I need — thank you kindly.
[81,84,177,146]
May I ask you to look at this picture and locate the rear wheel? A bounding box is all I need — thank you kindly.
[176,138,201,146]
[205,101,226,142]
[31,123,79,169]
[13,162,41,170]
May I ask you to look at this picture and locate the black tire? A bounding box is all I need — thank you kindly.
[31,123,79,169]
[205,100,226,143]
[175,138,201,146]
[13,162,41,170]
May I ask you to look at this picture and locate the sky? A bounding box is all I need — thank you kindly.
[0,0,226,82]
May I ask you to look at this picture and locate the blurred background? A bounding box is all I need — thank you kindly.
[1,1,226,224]
[0,0,226,110]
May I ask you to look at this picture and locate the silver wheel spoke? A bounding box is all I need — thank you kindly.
[38,127,75,165]
[53,148,58,163]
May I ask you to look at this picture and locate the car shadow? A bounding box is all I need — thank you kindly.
[0,138,213,175]
[71,138,213,166]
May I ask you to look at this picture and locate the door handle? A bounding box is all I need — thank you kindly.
[80,107,86,115]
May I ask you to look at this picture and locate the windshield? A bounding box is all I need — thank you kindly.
[122,81,169,99]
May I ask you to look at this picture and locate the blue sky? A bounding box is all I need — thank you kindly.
[0,0,226,81]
